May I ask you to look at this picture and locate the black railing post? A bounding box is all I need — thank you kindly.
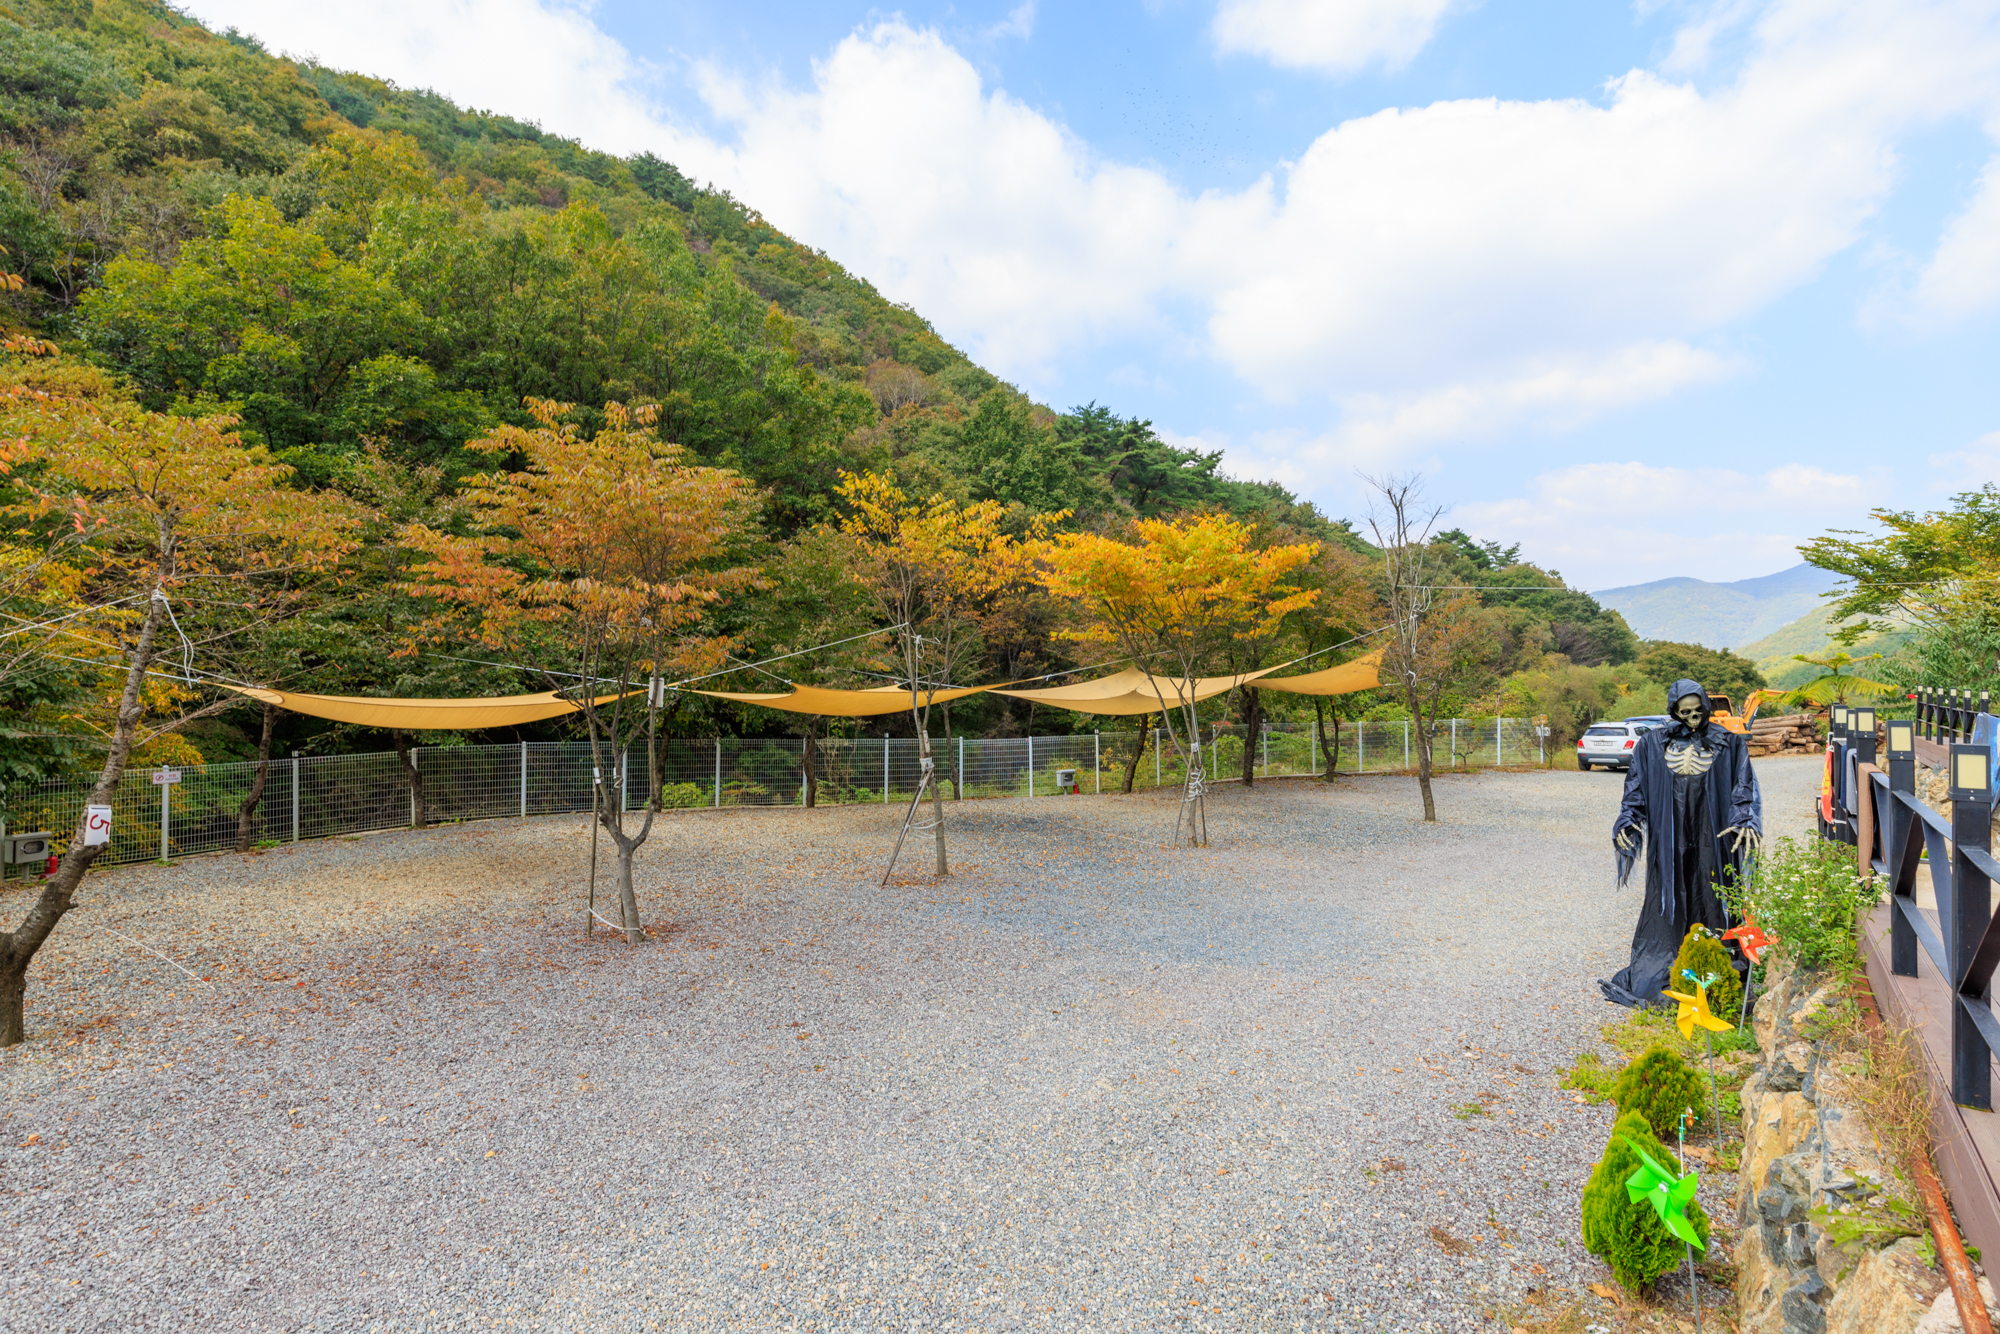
[1888,723,1919,977]
[1950,743,1995,1109]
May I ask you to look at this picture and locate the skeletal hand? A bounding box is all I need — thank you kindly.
[1614,827,1640,854]
[1721,825,1762,856]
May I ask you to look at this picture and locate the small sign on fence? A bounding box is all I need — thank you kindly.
[150,768,182,785]
[83,804,112,846]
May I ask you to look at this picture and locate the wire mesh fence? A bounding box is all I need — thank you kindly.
[0,720,1544,876]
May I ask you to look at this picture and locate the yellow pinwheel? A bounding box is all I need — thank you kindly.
[1662,970,1735,1042]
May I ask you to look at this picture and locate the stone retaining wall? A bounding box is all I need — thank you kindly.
[1735,955,1947,1334]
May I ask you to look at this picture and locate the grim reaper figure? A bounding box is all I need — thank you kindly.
[1599,679,1762,1008]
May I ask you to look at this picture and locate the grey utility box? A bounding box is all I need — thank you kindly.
[1055,768,1077,792]
[2,832,53,864]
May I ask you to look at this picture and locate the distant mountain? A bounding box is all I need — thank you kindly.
[1735,606,1918,689]
[1593,563,1841,649]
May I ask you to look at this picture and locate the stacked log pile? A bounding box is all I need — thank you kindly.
[1746,712,1823,756]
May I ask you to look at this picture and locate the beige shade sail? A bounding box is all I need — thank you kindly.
[223,685,585,730]
[694,683,988,718]
[989,665,1286,717]
[1256,648,1384,696]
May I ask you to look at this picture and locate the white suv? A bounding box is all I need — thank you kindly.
[1577,722,1646,772]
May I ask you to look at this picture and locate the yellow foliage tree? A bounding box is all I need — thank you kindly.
[836,470,1059,878]
[1040,513,1317,845]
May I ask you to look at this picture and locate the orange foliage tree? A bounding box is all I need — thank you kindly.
[1040,513,1317,845]
[401,399,761,942]
[0,387,362,1045]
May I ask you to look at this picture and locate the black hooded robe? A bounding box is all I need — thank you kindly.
[1600,679,1762,1008]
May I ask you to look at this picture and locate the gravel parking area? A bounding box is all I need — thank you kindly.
[0,758,1821,1333]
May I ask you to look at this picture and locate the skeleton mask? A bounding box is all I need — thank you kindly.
[1665,678,1711,734]
[1674,695,1705,726]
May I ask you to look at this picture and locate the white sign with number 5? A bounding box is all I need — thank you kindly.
[83,804,112,846]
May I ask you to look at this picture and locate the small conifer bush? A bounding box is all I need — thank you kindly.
[1581,1110,1710,1291]
[1669,925,1741,1021]
[1612,1046,1707,1138]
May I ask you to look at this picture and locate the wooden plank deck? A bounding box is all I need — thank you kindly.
[1859,898,2000,1264]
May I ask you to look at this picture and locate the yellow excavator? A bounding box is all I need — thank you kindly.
[1707,689,1791,735]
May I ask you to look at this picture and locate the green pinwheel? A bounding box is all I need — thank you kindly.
[1622,1138,1704,1250]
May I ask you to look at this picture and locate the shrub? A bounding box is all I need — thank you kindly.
[659,782,708,809]
[1581,1110,1711,1291]
[1722,835,1881,970]
[1670,925,1741,1022]
[1612,1046,1707,1138]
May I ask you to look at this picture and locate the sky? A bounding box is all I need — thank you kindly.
[182,0,2000,590]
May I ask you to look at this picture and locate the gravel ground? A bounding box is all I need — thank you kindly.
[0,757,1822,1333]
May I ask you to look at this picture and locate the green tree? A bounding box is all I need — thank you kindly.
[1632,641,1765,705]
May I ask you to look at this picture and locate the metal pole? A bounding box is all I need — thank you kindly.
[882,734,889,803]
[1261,725,1268,776]
[1451,718,1458,767]
[1360,722,1366,773]
[714,739,721,808]
[160,775,169,862]
[1496,718,1503,764]
[1028,736,1035,798]
[520,740,528,818]
[1404,721,1410,770]
[801,738,807,806]
[291,754,300,842]
[1095,732,1101,793]
[1155,730,1161,787]
[1310,721,1317,775]
[958,735,964,800]
[410,748,418,827]
[621,747,629,814]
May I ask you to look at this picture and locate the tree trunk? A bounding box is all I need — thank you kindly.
[0,586,167,1047]
[1239,686,1261,788]
[803,726,819,808]
[614,836,643,944]
[1412,712,1437,822]
[391,730,427,828]
[235,703,278,853]
[1122,715,1151,794]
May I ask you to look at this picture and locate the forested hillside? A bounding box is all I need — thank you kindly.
[0,0,1648,779]
[0,0,1331,534]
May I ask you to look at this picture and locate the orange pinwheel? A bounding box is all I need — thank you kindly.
[1721,918,1775,965]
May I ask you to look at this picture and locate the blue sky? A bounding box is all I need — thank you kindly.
[187,0,2000,589]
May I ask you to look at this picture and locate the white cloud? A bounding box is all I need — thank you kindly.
[1896,148,2000,323]
[1210,0,1457,76]
[1927,430,2000,491]
[186,0,2000,461]
[1453,461,1878,587]
[984,2,1038,42]
[183,0,667,153]
[667,24,1189,374]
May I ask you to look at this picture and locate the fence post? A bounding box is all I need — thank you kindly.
[1951,746,1995,1108]
[520,741,528,818]
[1261,725,1268,776]
[1094,732,1101,793]
[1310,721,1317,776]
[801,739,807,806]
[620,747,629,814]
[1496,718,1503,764]
[714,739,722,809]
[1359,720,1366,773]
[1028,736,1035,798]
[160,773,170,862]
[1450,719,1458,767]
[1404,721,1410,770]
[291,753,300,843]
[410,748,418,828]
[1155,730,1161,787]
[958,735,964,800]
[882,734,889,803]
